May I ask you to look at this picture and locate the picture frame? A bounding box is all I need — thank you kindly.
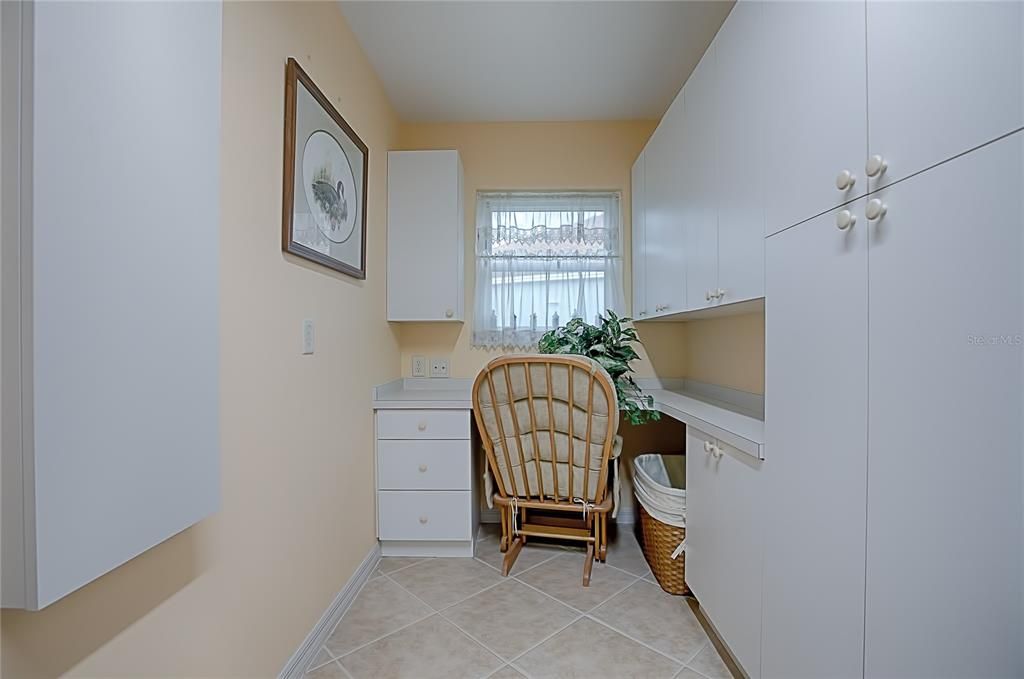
[282,57,368,279]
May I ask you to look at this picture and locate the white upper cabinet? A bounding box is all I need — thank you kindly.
[864,133,1023,679]
[630,153,649,319]
[865,0,1023,189]
[643,94,688,318]
[387,150,465,322]
[715,0,765,303]
[762,0,867,236]
[681,42,720,311]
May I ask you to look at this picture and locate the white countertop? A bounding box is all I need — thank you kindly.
[373,376,764,459]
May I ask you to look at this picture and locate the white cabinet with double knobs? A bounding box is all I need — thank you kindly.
[387,150,465,322]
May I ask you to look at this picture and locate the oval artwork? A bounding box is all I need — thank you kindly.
[302,130,358,244]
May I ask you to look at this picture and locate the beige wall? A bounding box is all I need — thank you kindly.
[682,312,765,394]
[1,3,401,676]
[393,120,695,381]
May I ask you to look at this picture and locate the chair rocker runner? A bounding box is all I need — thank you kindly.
[472,354,622,586]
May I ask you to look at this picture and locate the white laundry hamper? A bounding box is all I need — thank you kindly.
[633,453,688,595]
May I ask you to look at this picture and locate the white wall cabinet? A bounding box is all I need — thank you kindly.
[763,201,870,679]
[387,150,465,322]
[761,0,867,236]
[642,96,688,318]
[863,134,1023,679]
[2,0,222,610]
[765,134,1024,678]
[686,427,763,679]
[630,153,648,319]
[865,0,1023,190]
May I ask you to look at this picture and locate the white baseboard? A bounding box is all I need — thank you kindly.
[278,543,381,679]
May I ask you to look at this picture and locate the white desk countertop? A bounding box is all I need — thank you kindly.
[373,376,764,459]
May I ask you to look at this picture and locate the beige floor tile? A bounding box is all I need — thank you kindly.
[516,552,637,612]
[604,532,653,577]
[687,643,732,679]
[325,577,433,656]
[591,580,709,662]
[475,539,562,576]
[516,617,681,679]
[390,557,503,609]
[377,556,426,574]
[340,615,503,679]
[443,580,579,660]
[489,666,527,678]
[305,659,347,678]
[477,523,502,542]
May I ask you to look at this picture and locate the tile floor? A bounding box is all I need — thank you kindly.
[305,525,733,679]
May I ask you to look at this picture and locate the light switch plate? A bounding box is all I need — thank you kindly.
[429,357,449,378]
[411,355,427,377]
[301,319,314,355]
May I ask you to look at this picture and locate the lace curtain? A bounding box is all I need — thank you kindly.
[473,191,625,349]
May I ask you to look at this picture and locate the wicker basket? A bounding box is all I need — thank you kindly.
[638,503,689,595]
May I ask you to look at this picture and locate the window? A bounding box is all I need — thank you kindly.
[473,191,624,348]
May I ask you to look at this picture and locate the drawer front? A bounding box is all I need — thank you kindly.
[378,491,472,541]
[377,440,472,490]
[377,409,470,439]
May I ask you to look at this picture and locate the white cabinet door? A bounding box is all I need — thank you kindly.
[864,133,1023,678]
[630,152,649,319]
[686,429,764,679]
[762,203,868,679]
[681,44,720,311]
[866,0,1023,189]
[715,0,765,304]
[644,93,687,317]
[762,0,867,236]
[387,151,464,321]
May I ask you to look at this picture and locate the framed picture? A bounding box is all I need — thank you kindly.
[282,57,368,279]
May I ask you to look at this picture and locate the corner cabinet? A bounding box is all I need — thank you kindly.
[387,150,465,322]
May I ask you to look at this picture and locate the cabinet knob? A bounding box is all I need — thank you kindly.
[713,444,723,459]
[714,288,725,300]
[444,309,454,319]
[836,209,856,231]
[639,310,647,317]
[419,516,429,524]
[704,440,714,454]
[866,198,887,221]
[835,169,856,191]
[417,422,427,431]
[705,290,712,302]
[866,154,887,178]
[418,464,428,472]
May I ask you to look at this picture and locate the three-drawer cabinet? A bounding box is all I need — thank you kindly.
[374,408,478,557]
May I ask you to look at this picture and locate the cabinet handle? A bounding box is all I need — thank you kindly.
[417,422,427,431]
[836,209,856,231]
[419,516,429,524]
[705,290,712,302]
[866,198,887,221]
[866,154,888,178]
[418,464,428,472]
[713,444,723,459]
[639,310,647,316]
[714,288,725,300]
[704,440,714,454]
[835,169,856,191]
[444,309,454,319]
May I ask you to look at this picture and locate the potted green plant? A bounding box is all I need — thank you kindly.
[537,310,660,425]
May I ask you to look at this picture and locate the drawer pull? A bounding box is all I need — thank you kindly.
[419,515,429,524]
[418,464,428,472]
[417,422,427,432]
[703,440,714,454]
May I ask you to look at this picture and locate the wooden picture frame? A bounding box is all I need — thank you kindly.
[282,57,368,279]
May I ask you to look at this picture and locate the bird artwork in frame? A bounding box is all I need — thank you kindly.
[282,57,368,279]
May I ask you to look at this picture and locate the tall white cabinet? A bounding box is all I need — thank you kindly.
[387,150,465,322]
[2,0,222,610]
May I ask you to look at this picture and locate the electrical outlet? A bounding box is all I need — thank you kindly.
[429,357,450,378]
[302,319,315,355]
[411,355,427,377]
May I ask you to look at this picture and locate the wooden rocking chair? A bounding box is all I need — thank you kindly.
[472,354,621,586]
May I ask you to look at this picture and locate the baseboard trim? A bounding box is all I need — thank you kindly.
[278,542,381,679]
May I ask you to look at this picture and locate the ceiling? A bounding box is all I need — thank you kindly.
[338,1,734,123]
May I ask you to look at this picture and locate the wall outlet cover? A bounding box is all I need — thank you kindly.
[411,355,427,377]
[429,357,450,378]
